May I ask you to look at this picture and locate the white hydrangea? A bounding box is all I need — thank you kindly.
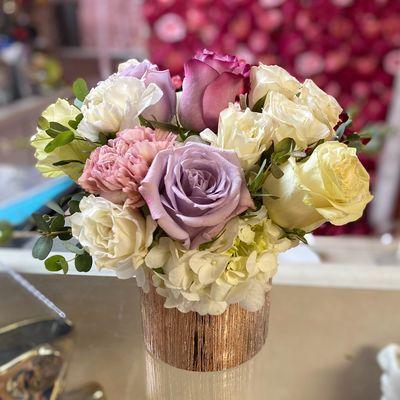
[144,207,296,315]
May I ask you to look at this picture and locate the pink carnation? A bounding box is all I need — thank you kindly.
[79,126,176,208]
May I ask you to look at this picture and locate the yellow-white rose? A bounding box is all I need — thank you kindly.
[31,99,96,181]
[200,103,271,169]
[249,64,343,148]
[262,91,332,148]
[249,64,301,107]
[295,79,342,131]
[69,195,156,278]
[77,75,162,141]
[263,142,373,231]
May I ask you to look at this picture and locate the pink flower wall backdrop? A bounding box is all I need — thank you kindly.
[144,0,400,235]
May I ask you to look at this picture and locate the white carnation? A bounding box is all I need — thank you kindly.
[77,75,162,141]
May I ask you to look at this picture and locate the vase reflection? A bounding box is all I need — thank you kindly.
[144,345,269,400]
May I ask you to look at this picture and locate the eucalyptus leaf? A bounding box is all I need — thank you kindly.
[252,95,267,113]
[47,201,65,215]
[37,116,49,130]
[335,118,352,140]
[45,255,68,273]
[274,138,295,154]
[73,78,89,102]
[44,131,74,153]
[75,253,92,272]
[32,236,53,260]
[49,122,69,132]
[52,159,84,166]
[50,215,65,231]
[271,164,284,179]
[32,214,50,232]
[64,242,85,255]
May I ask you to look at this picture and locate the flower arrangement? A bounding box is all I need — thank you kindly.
[30,50,372,316]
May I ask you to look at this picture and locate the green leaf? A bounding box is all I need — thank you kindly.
[274,138,295,154]
[45,255,68,273]
[335,118,352,140]
[45,129,61,138]
[44,131,74,153]
[52,159,84,166]
[73,78,89,102]
[64,242,85,255]
[75,253,92,272]
[0,221,13,245]
[271,164,284,179]
[68,200,81,214]
[252,193,279,199]
[50,215,65,231]
[153,267,164,274]
[32,213,50,232]
[47,201,65,215]
[58,231,72,241]
[49,122,69,132]
[37,116,49,130]
[32,236,53,260]
[252,95,267,113]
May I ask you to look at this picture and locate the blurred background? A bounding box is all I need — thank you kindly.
[1,0,400,239]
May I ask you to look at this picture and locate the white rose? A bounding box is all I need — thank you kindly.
[200,104,271,169]
[295,79,342,130]
[263,142,373,231]
[69,195,156,278]
[249,64,301,107]
[77,75,162,141]
[262,91,332,148]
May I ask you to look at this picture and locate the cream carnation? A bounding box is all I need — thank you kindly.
[263,142,373,231]
[69,195,156,280]
[77,75,163,142]
[200,103,271,170]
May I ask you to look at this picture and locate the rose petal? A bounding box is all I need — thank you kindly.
[178,59,219,131]
[202,72,245,131]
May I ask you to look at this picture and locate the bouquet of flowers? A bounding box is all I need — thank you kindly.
[31,50,372,316]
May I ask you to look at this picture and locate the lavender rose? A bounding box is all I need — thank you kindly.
[139,143,254,249]
[178,49,250,132]
[118,59,176,123]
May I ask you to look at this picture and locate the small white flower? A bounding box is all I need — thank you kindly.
[69,195,156,279]
[77,75,162,141]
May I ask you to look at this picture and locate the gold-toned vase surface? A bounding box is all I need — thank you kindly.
[141,286,270,372]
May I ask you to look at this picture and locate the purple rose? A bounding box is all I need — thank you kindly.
[119,60,176,123]
[139,142,254,249]
[178,49,250,133]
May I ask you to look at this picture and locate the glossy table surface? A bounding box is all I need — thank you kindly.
[1,272,399,400]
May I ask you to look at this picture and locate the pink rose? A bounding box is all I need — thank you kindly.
[79,127,176,208]
[178,49,250,132]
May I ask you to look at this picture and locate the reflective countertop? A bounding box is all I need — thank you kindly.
[1,272,400,400]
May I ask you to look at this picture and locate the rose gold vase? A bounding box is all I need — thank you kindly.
[140,286,271,372]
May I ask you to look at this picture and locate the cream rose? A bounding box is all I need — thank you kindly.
[263,142,373,231]
[262,91,333,148]
[249,64,343,147]
[77,75,162,141]
[200,103,271,169]
[69,195,156,279]
[249,64,301,107]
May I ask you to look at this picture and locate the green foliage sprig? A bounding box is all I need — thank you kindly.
[31,192,92,274]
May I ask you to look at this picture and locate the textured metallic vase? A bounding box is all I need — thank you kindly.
[140,286,271,372]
